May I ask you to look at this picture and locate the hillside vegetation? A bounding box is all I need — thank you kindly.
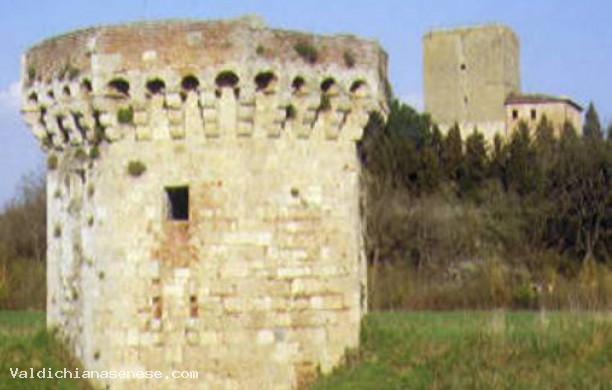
[360,101,611,310]
[0,174,45,310]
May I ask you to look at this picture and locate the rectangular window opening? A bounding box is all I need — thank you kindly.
[189,295,198,318]
[165,186,189,221]
[530,109,537,120]
[512,109,518,120]
[152,296,162,319]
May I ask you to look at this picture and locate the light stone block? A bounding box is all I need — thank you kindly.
[256,329,275,345]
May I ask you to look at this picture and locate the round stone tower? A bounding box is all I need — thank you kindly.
[21,15,388,390]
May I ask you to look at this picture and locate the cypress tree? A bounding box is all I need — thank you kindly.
[507,121,538,194]
[462,129,488,194]
[534,115,555,147]
[534,115,557,190]
[430,125,444,159]
[417,146,441,193]
[489,133,507,188]
[441,123,463,181]
[583,102,603,140]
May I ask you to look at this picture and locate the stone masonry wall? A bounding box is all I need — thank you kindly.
[505,101,583,137]
[423,24,520,139]
[21,16,388,390]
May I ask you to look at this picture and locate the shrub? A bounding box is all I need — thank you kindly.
[117,106,134,124]
[127,160,146,177]
[256,44,265,56]
[68,66,80,81]
[513,284,537,308]
[294,40,318,63]
[89,145,100,159]
[27,66,36,84]
[343,50,356,68]
[74,147,88,162]
[368,261,412,310]
[47,154,58,170]
[0,259,46,310]
[93,122,106,144]
[41,137,53,149]
[57,62,80,81]
[286,104,297,120]
[318,95,331,112]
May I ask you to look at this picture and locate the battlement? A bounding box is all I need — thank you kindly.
[22,16,388,153]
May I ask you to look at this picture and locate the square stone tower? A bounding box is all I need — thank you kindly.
[21,16,389,390]
[423,24,520,140]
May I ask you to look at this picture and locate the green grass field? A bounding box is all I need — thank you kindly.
[311,311,612,390]
[0,311,610,390]
[0,311,93,390]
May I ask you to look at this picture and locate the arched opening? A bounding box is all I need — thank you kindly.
[81,79,93,94]
[215,71,239,88]
[215,70,240,98]
[107,78,130,97]
[319,78,337,112]
[291,76,306,94]
[254,71,277,92]
[28,92,38,104]
[320,77,337,94]
[181,75,200,91]
[63,86,71,97]
[47,90,55,100]
[146,78,166,95]
[349,80,369,98]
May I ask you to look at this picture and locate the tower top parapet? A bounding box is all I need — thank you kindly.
[22,15,388,103]
[21,16,389,151]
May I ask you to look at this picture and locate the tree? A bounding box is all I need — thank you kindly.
[542,119,612,263]
[461,129,488,195]
[441,123,463,181]
[534,115,557,190]
[0,173,46,263]
[360,103,421,192]
[386,100,433,148]
[506,121,538,194]
[417,146,441,193]
[583,102,603,140]
[429,125,444,159]
[0,172,47,310]
[489,133,508,187]
[534,115,555,148]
